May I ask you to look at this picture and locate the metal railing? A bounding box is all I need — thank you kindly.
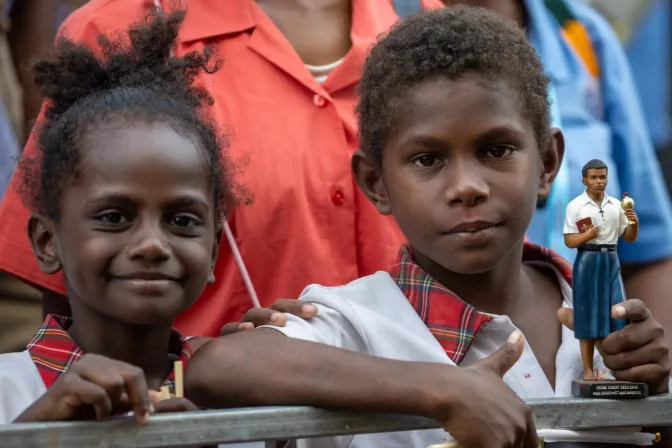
[0,395,670,447]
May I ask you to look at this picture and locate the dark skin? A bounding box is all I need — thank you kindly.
[369,73,564,386]
[204,74,563,382]
[189,74,668,444]
[448,0,672,382]
[18,121,220,427]
[256,0,351,65]
[187,74,563,448]
[38,0,353,319]
[191,328,538,448]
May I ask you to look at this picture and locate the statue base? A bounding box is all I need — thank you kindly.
[571,379,648,399]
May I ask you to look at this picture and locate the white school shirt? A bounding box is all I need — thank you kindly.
[0,353,259,448]
[563,191,629,245]
[260,260,606,448]
[0,351,48,424]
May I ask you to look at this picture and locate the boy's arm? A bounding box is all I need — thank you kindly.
[564,232,593,249]
[562,205,589,248]
[185,287,538,447]
[620,208,638,243]
[187,328,448,414]
[185,328,538,448]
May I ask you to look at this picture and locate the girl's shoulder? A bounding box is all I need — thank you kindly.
[0,351,47,424]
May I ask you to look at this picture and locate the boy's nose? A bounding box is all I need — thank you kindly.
[445,163,489,206]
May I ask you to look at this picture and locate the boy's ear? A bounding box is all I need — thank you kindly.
[537,128,565,200]
[352,150,392,215]
[27,213,62,275]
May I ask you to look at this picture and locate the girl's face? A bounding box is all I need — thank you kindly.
[31,121,219,325]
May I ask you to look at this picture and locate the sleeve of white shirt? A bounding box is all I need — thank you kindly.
[563,202,579,234]
[618,207,629,236]
[258,285,373,355]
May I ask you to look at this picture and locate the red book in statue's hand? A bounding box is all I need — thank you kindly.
[576,217,593,234]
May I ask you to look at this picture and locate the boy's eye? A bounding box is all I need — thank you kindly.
[485,146,514,158]
[97,212,128,225]
[412,155,440,168]
[170,214,201,229]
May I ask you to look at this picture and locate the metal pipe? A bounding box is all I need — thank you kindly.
[1,395,671,447]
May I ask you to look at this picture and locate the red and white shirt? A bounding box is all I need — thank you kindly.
[0,315,191,424]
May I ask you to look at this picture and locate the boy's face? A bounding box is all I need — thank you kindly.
[582,168,608,196]
[29,122,219,325]
[354,73,562,275]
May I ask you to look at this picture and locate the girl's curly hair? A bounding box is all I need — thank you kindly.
[18,9,243,220]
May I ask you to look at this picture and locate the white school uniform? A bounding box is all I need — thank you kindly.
[0,351,46,424]
[563,191,629,244]
[0,316,192,427]
[260,260,606,448]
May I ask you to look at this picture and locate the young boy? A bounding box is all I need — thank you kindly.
[186,6,670,448]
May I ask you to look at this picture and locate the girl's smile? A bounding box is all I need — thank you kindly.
[43,121,218,326]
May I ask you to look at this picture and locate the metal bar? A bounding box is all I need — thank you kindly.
[1,395,671,448]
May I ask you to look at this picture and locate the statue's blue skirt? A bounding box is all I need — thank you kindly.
[572,244,627,339]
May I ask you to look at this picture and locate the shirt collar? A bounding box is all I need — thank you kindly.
[167,0,256,43]
[388,246,492,365]
[388,242,572,365]
[176,0,401,44]
[27,315,192,392]
[523,0,572,82]
[580,190,613,205]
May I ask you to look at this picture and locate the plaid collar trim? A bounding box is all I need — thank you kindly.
[389,242,572,365]
[27,315,192,394]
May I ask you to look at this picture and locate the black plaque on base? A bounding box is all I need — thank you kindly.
[571,379,648,398]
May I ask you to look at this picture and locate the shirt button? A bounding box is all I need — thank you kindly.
[331,189,345,206]
[313,94,327,108]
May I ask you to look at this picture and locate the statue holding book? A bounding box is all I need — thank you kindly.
[563,159,641,397]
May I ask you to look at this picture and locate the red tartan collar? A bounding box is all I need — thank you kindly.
[388,242,572,365]
[27,315,192,393]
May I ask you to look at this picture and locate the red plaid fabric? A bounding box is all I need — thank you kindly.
[27,315,191,393]
[389,242,573,365]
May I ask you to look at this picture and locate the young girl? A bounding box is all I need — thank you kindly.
[0,9,234,426]
[186,6,670,448]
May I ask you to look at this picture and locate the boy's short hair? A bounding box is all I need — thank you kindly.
[356,6,551,167]
[581,159,608,177]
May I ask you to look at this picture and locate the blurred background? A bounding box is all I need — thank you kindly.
[588,0,672,189]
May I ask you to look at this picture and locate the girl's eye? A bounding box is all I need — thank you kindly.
[412,155,440,168]
[98,212,128,225]
[171,215,200,228]
[485,146,514,158]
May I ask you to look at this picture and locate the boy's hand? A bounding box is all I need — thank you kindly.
[586,225,599,239]
[220,299,318,336]
[624,209,638,225]
[438,331,538,448]
[602,299,669,394]
[558,300,670,394]
[14,354,153,424]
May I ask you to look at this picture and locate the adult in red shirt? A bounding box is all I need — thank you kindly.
[0,0,442,337]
